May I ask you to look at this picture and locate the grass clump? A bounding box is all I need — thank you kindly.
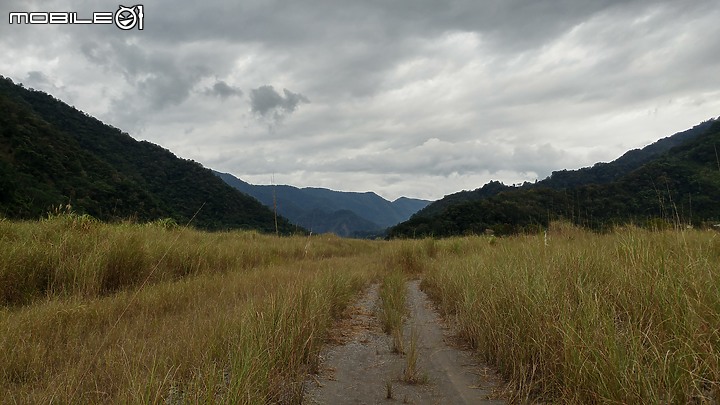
[386,380,393,399]
[402,325,428,385]
[379,269,407,353]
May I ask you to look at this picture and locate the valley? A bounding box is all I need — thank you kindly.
[1,70,720,405]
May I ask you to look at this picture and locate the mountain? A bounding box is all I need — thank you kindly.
[414,120,716,219]
[298,208,382,236]
[215,171,431,237]
[389,118,720,237]
[0,75,298,233]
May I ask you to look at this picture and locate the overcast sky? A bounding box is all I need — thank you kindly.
[2,0,719,200]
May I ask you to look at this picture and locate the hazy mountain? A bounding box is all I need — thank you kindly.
[215,171,431,236]
[390,118,720,237]
[0,75,298,233]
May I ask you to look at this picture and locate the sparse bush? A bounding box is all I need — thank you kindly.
[149,217,179,229]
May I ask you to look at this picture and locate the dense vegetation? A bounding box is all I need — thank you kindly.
[0,76,297,233]
[2,218,719,403]
[390,119,720,237]
[0,216,379,403]
[422,223,720,403]
[216,171,430,236]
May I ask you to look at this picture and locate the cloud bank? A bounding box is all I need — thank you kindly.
[1,0,719,199]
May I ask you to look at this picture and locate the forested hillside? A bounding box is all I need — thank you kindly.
[390,118,720,237]
[415,120,715,219]
[0,76,298,233]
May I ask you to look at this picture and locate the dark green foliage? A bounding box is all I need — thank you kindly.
[412,121,715,221]
[0,76,299,233]
[414,180,514,218]
[542,120,715,189]
[390,119,720,238]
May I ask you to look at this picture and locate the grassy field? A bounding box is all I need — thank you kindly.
[1,216,719,403]
[422,223,720,403]
[0,214,380,403]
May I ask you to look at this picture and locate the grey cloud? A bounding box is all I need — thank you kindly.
[23,71,57,92]
[289,139,512,177]
[512,144,569,176]
[75,38,215,130]
[80,42,108,65]
[250,85,309,124]
[25,71,48,84]
[2,0,719,200]
[281,89,309,112]
[107,70,205,132]
[249,134,586,183]
[142,0,664,50]
[133,0,647,100]
[204,80,243,99]
[21,70,78,104]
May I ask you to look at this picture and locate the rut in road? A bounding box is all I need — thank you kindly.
[304,280,506,404]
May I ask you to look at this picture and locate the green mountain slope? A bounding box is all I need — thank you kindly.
[415,120,715,219]
[390,118,720,237]
[215,171,431,236]
[0,76,297,233]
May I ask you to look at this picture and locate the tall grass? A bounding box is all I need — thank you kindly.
[382,239,431,276]
[0,217,379,403]
[379,269,407,353]
[0,214,368,306]
[377,239,435,353]
[422,223,720,403]
[402,325,428,385]
[5,216,719,403]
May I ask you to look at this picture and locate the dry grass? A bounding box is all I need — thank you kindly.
[422,222,720,403]
[378,269,407,354]
[0,216,380,403]
[4,215,719,403]
[376,239,435,354]
[401,325,428,385]
[0,213,367,306]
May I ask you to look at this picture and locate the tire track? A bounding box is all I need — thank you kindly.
[304,281,506,404]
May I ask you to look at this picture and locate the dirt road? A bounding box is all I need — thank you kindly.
[304,280,505,404]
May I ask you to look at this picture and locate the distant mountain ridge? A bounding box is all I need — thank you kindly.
[0,75,298,233]
[390,118,720,237]
[215,171,431,237]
